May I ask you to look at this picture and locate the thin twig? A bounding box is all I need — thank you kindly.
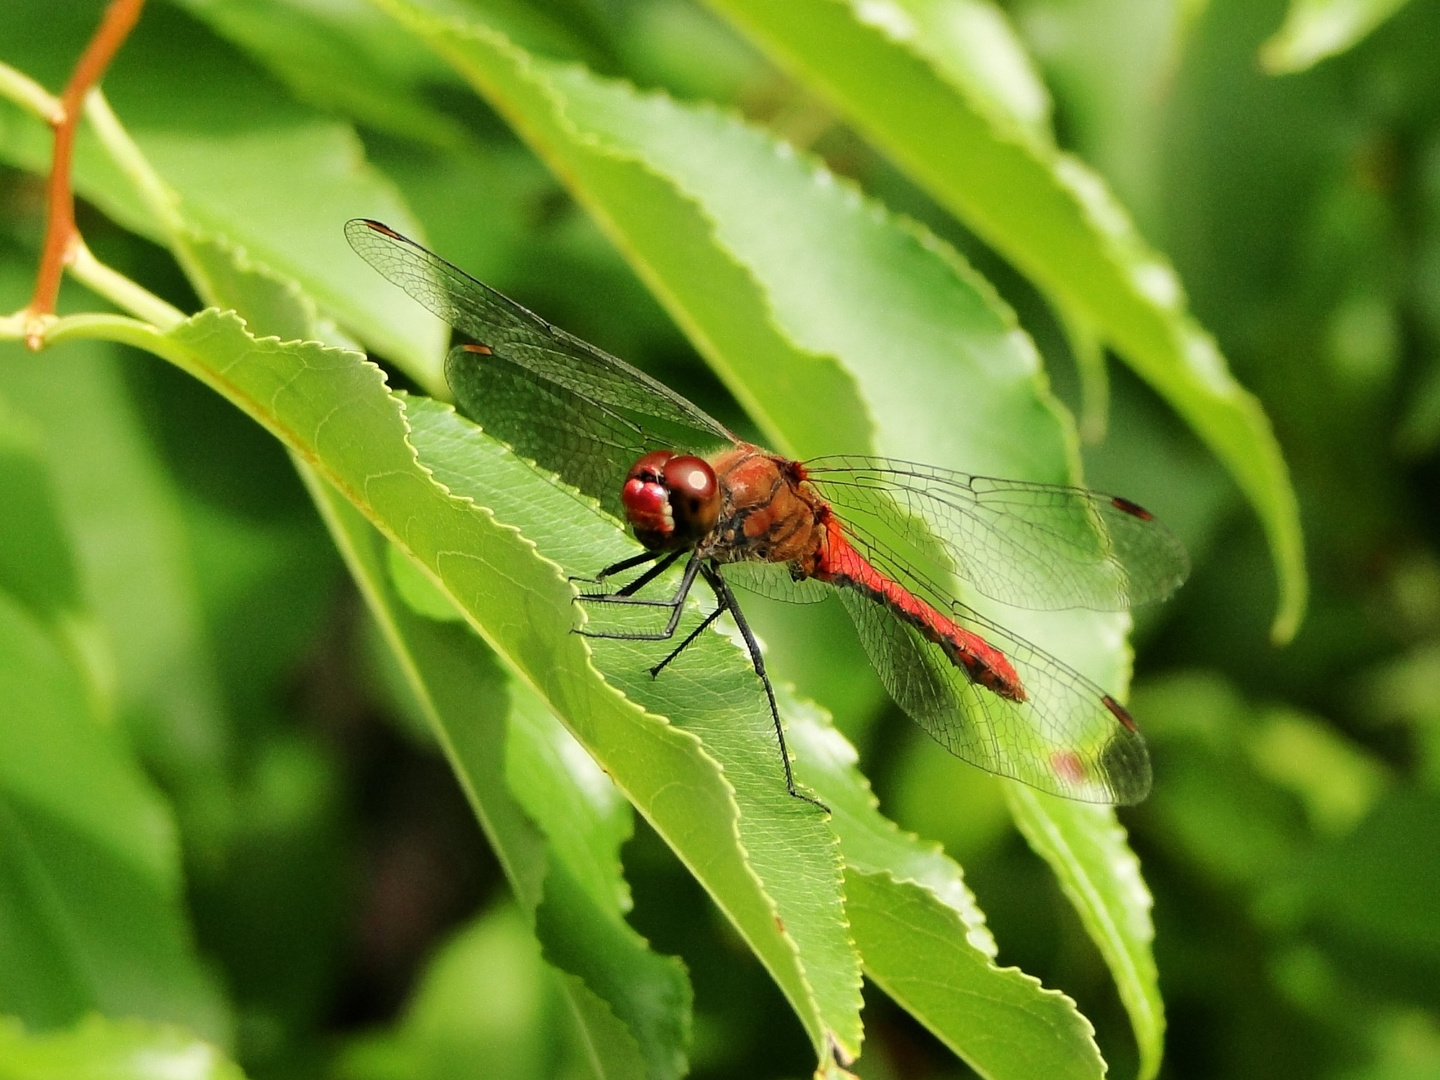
[70,241,185,330]
[0,309,149,348]
[24,0,147,349]
[84,88,183,234]
[0,61,63,123]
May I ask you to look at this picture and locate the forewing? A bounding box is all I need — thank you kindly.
[444,347,658,518]
[806,457,1189,612]
[346,220,735,508]
[838,590,1151,804]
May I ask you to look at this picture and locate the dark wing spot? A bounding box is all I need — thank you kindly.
[360,219,402,239]
[1103,694,1139,733]
[1110,495,1154,521]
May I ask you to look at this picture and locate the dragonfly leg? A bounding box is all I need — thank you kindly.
[649,602,726,678]
[702,565,829,812]
[577,549,684,604]
[616,549,685,597]
[577,553,702,642]
[569,548,666,587]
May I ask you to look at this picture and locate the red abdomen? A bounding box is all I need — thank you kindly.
[811,514,1025,701]
[706,447,1023,701]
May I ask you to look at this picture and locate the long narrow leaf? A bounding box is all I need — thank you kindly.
[702,0,1306,643]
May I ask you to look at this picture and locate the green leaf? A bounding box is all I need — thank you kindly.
[1135,673,1391,890]
[839,0,1055,142]
[701,0,1307,642]
[504,683,634,915]
[181,229,333,345]
[135,121,445,388]
[533,864,685,1079]
[365,0,872,464]
[1009,0,1206,219]
[302,457,684,1079]
[166,0,472,148]
[0,402,82,625]
[847,873,1101,1080]
[385,541,466,623]
[0,393,112,733]
[1005,790,1163,1080]
[785,699,997,956]
[1130,673,1311,890]
[0,1015,246,1080]
[1260,0,1416,73]
[341,4,1164,1065]
[99,310,839,1065]
[502,670,692,1078]
[0,340,232,811]
[336,904,578,1080]
[787,702,1107,1080]
[0,573,227,1039]
[1060,306,1110,444]
[1245,707,1389,837]
[0,0,447,388]
[167,0,602,146]
[398,391,843,1067]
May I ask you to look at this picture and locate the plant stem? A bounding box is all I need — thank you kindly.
[0,61,63,123]
[25,0,148,347]
[70,242,185,330]
[84,88,183,234]
[84,89,221,307]
[2,310,147,348]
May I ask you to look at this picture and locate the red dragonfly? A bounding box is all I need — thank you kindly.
[347,219,1189,806]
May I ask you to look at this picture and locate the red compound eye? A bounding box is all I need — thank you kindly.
[622,474,674,546]
[663,456,720,539]
[620,451,719,549]
[628,450,676,484]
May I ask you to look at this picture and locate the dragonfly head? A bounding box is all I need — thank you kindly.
[623,450,720,550]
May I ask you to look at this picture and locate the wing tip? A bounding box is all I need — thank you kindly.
[1101,724,1153,805]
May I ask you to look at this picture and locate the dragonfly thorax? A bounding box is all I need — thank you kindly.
[623,450,721,550]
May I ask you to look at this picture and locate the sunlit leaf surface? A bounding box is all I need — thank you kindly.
[0,1016,246,1080]
[1260,0,1415,72]
[701,0,1306,642]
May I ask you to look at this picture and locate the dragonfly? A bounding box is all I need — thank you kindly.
[346,218,1190,806]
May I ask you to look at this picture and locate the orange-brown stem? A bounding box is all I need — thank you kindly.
[26,0,146,348]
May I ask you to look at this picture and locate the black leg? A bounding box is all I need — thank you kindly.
[648,564,733,676]
[578,553,703,642]
[649,603,726,677]
[702,566,828,812]
[571,548,665,586]
[578,549,686,606]
[615,549,685,597]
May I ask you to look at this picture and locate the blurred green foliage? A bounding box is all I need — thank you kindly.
[1,1,1438,1079]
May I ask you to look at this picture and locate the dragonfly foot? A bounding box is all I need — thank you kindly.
[789,787,831,814]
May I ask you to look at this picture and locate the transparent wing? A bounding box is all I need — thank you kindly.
[838,591,1149,803]
[824,476,1154,803]
[441,347,661,519]
[805,457,1189,612]
[720,561,832,604]
[347,219,735,513]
